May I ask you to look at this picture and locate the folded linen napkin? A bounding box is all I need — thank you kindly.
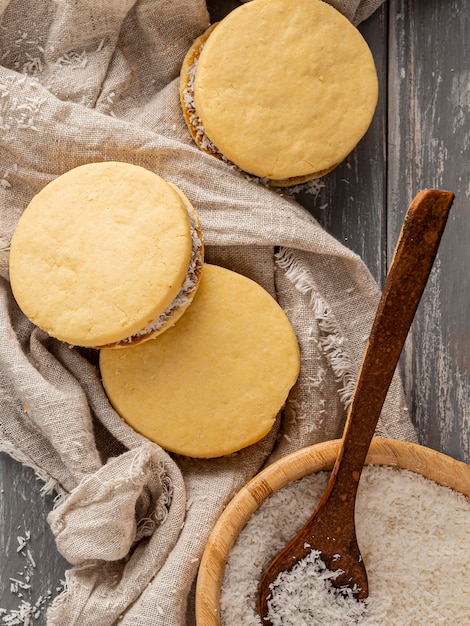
[0,1,417,624]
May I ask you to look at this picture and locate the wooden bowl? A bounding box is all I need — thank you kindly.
[195,437,470,625]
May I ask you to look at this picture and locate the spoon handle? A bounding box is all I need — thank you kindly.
[330,189,454,502]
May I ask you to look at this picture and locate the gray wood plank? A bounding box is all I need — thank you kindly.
[0,454,68,624]
[388,0,470,463]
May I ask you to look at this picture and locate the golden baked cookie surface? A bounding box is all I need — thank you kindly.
[100,264,300,458]
[9,162,193,347]
[192,0,378,180]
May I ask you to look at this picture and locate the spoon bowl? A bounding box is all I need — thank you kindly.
[257,189,454,622]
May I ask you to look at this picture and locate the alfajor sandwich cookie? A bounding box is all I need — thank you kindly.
[99,263,300,458]
[180,0,379,186]
[9,161,203,348]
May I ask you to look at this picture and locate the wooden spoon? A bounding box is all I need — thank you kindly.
[258,189,454,623]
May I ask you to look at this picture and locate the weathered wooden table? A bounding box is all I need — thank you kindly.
[1,1,469,623]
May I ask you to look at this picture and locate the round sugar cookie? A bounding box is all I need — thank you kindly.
[180,0,378,184]
[100,264,300,458]
[9,162,203,348]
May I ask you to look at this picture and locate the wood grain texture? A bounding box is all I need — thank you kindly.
[1,0,469,623]
[388,0,470,463]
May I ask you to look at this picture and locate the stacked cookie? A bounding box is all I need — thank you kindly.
[9,162,300,458]
[180,0,378,186]
[10,162,204,348]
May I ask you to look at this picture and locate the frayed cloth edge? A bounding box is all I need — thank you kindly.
[0,438,63,497]
[275,247,358,410]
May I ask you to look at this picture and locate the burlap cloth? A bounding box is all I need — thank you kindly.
[0,1,417,624]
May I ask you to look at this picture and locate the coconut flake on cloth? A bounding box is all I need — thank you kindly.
[0,1,415,625]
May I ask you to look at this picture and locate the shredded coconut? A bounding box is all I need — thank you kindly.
[55,50,88,69]
[0,76,45,133]
[266,549,366,625]
[282,179,326,198]
[0,525,65,626]
[220,465,470,625]
[22,53,43,76]
[183,46,225,159]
